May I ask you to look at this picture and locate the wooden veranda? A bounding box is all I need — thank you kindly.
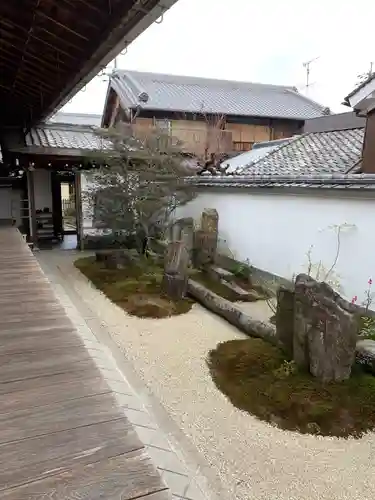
[0,227,169,499]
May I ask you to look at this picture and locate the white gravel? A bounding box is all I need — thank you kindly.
[69,259,375,500]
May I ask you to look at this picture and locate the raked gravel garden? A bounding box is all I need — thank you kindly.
[66,252,375,500]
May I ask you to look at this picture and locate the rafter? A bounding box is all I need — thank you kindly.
[0,0,165,127]
[37,11,89,41]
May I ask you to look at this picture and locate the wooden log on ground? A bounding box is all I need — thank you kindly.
[187,279,279,346]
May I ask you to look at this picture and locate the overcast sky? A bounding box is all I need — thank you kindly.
[62,0,374,116]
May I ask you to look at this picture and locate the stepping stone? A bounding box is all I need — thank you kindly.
[219,279,254,301]
[208,266,236,282]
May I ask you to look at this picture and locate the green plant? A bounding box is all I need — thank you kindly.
[303,223,356,293]
[230,258,251,279]
[273,360,297,379]
[83,123,196,255]
[359,316,375,340]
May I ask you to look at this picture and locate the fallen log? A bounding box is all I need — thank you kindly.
[188,278,279,346]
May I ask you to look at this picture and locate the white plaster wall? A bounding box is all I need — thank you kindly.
[33,169,52,211]
[177,189,375,302]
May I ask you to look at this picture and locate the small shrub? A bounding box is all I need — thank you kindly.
[359,316,375,340]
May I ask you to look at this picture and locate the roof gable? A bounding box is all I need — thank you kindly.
[109,70,326,120]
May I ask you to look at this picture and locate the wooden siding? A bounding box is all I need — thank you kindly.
[362,110,375,173]
[0,228,169,500]
[225,123,271,143]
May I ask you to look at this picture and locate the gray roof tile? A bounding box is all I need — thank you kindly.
[111,70,326,120]
[26,123,110,151]
[238,128,365,176]
[189,173,375,191]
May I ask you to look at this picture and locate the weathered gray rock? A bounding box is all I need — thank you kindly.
[219,279,251,300]
[356,339,375,373]
[275,286,295,358]
[207,265,236,282]
[162,273,188,300]
[201,208,219,234]
[169,218,194,256]
[193,230,218,268]
[96,249,139,269]
[294,274,358,382]
[162,241,190,300]
[164,241,190,275]
[193,208,219,268]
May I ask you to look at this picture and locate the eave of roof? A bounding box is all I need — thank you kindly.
[44,0,179,122]
[6,123,110,158]
[344,73,375,103]
[187,173,375,191]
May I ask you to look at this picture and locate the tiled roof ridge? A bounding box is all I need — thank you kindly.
[116,69,299,92]
[187,173,375,189]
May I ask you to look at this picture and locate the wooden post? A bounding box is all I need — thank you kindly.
[74,171,84,251]
[27,167,38,250]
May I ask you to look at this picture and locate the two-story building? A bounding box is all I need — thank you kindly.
[101,70,328,157]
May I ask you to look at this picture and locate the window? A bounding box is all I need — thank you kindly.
[233,141,253,152]
[155,119,171,134]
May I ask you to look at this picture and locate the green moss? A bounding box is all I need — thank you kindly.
[74,256,193,318]
[208,338,375,438]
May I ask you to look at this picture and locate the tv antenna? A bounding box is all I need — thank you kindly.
[302,56,320,93]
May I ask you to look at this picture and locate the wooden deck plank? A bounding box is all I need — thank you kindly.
[0,346,96,383]
[0,332,82,355]
[0,228,168,499]
[0,393,125,444]
[1,450,167,500]
[0,367,103,396]
[0,419,141,491]
[0,316,73,331]
[0,376,110,414]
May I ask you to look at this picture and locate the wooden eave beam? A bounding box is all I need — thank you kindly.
[37,11,90,42]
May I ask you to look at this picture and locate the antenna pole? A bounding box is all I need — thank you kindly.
[302,56,320,94]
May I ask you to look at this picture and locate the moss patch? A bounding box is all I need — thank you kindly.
[75,256,193,318]
[208,338,375,438]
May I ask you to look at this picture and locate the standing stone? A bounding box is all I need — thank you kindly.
[171,217,194,257]
[162,241,190,300]
[201,208,219,234]
[193,209,219,268]
[294,274,358,382]
[275,286,295,358]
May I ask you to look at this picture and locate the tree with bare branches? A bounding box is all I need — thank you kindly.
[84,123,196,255]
